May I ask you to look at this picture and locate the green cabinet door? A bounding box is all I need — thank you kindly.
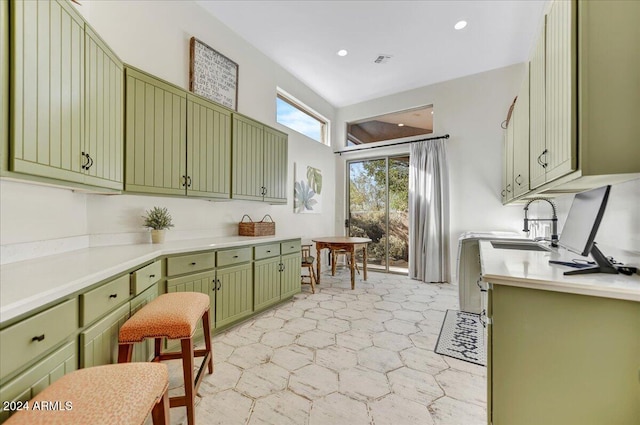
[544,0,576,182]
[0,341,76,423]
[254,257,281,312]
[125,66,186,195]
[166,270,216,340]
[1,0,8,172]
[512,65,530,199]
[215,263,253,329]
[129,283,159,363]
[280,252,301,299]
[529,23,546,190]
[79,303,129,368]
[232,114,264,201]
[83,24,123,190]
[11,0,85,184]
[263,126,288,204]
[186,94,231,199]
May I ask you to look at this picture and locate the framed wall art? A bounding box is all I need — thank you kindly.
[189,37,239,110]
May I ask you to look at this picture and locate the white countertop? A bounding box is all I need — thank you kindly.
[479,240,640,302]
[0,235,298,325]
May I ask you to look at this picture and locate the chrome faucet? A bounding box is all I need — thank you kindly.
[523,198,558,247]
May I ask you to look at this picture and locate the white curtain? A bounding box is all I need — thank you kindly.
[409,139,450,283]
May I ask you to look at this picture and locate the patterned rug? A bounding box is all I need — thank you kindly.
[434,309,486,366]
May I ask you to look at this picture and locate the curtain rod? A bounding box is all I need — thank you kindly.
[334,134,450,155]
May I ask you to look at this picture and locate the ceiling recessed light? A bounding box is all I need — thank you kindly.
[454,20,467,30]
[398,123,405,127]
[337,49,348,57]
[431,111,434,115]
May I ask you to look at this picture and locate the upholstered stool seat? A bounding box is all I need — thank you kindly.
[118,292,213,425]
[5,363,169,425]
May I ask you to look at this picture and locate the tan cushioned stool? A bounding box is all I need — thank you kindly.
[118,292,213,425]
[4,363,169,425]
[119,292,210,343]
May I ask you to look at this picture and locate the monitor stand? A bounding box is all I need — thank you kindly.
[564,242,619,275]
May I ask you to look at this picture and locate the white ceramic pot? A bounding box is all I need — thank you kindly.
[151,229,166,244]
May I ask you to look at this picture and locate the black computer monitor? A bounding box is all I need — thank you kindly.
[557,185,618,275]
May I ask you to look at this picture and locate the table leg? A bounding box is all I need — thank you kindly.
[350,246,355,290]
[363,245,368,281]
[316,245,321,285]
[332,249,337,276]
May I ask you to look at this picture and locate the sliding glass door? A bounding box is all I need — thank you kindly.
[348,156,409,273]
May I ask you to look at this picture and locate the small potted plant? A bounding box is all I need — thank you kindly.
[142,206,174,244]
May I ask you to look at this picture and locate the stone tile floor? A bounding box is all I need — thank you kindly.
[160,269,486,425]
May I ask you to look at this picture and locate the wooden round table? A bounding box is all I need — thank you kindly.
[312,237,372,289]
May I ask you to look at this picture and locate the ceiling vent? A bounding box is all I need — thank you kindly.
[374,54,392,64]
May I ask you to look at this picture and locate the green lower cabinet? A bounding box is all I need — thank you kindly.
[79,303,129,368]
[129,283,159,362]
[0,341,76,423]
[489,284,640,425]
[166,269,216,341]
[280,253,302,299]
[215,263,253,329]
[254,257,281,311]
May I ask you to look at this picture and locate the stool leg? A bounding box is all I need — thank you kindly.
[152,388,170,425]
[154,338,162,362]
[202,310,214,374]
[118,343,133,363]
[181,338,196,425]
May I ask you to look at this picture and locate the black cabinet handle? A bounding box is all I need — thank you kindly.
[149,274,155,278]
[32,334,45,342]
[182,175,187,188]
[191,262,196,265]
[217,280,221,291]
[81,152,89,170]
[506,184,512,193]
[109,294,118,299]
[87,154,94,170]
[187,176,192,187]
[266,250,271,253]
[233,255,239,258]
[515,174,522,186]
[501,190,506,198]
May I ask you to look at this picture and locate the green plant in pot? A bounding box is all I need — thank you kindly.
[142,207,174,244]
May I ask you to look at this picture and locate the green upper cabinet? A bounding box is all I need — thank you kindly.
[232,114,264,201]
[83,25,124,190]
[10,0,85,184]
[232,113,288,204]
[9,0,124,191]
[124,67,232,199]
[186,94,231,199]
[511,65,530,199]
[1,0,8,172]
[262,126,288,203]
[529,22,546,190]
[543,0,576,182]
[124,66,187,196]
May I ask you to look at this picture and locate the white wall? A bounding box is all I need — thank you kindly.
[335,64,529,280]
[0,0,336,263]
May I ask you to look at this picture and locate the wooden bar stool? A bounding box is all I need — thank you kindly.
[301,244,317,293]
[118,292,214,425]
[4,363,169,425]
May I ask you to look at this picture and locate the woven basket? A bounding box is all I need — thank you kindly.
[238,214,275,236]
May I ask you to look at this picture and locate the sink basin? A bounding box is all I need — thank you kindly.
[490,240,551,252]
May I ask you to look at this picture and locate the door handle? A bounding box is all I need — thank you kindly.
[187,176,192,187]
[32,334,45,342]
[182,175,187,188]
[515,174,522,186]
[217,280,221,291]
[81,152,89,170]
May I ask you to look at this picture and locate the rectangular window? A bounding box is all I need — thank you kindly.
[276,90,329,145]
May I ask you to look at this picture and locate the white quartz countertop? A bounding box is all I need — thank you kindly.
[0,235,298,325]
[479,240,640,302]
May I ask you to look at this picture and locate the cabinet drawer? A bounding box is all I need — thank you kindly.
[254,243,280,260]
[0,340,77,423]
[130,260,162,295]
[281,240,301,255]
[217,247,252,267]
[0,298,78,381]
[167,251,216,276]
[80,274,129,326]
